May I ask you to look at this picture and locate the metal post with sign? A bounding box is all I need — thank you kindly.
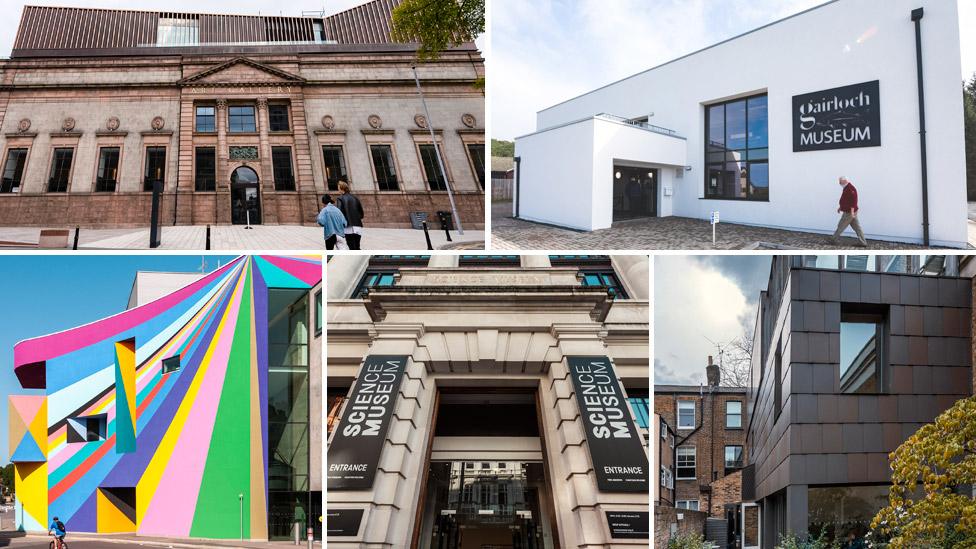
[149,179,163,248]
[711,211,720,245]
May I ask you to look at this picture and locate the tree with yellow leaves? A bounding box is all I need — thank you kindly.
[871,395,976,548]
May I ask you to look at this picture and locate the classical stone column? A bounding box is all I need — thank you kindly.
[215,99,231,224]
[255,97,278,224]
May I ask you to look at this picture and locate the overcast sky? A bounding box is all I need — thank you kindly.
[490,0,976,140]
[654,255,771,386]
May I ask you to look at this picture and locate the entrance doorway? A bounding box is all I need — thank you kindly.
[231,166,262,225]
[742,503,761,549]
[612,165,657,221]
[416,392,557,549]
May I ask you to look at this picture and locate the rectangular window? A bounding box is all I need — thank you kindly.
[352,270,397,298]
[418,144,447,191]
[467,143,486,189]
[725,445,744,472]
[842,255,877,272]
[1,148,28,193]
[370,145,399,190]
[840,309,886,394]
[676,446,696,479]
[321,145,347,191]
[95,147,121,192]
[162,356,181,375]
[195,105,216,132]
[272,147,295,191]
[627,397,649,429]
[313,20,325,43]
[581,270,629,299]
[47,148,74,192]
[676,500,699,511]
[704,94,768,201]
[194,147,216,191]
[144,147,166,191]
[774,337,783,420]
[315,290,322,335]
[726,400,742,429]
[228,105,257,133]
[677,400,695,429]
[157,17,199,46]
[67,415,107,443]
[268,104,290,132]
[660,418,667,439]
[808,486,890,546]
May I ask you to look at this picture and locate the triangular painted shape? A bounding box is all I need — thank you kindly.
[11,434,45,462]
[252,256,308,289]
[260,256,322,286]
[11,396,43,424]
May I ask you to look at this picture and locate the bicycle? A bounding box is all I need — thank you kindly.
[49,533,67,549]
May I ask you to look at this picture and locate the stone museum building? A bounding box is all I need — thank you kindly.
[325,254,650,547]
[0,1,485,228]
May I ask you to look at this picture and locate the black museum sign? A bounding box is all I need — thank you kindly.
[792,80,881,152]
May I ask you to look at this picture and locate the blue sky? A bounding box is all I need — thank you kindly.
[491,0,976,140]
[0,254,234,464]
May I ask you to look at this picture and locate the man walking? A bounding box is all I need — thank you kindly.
[830,176,867,247]
[336,181,365,250]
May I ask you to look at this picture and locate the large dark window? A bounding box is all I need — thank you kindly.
[195,105,215,132]
[67,415,107,443]
[467,143,486,189]
[194,147,216,191]
[143,147,166,191]
[840,307,887,394]
[1,148,28,193]
[724,445,744,473]
[418,144,447,191]
[268,104,290,132]
[808,486,890,545]
[95,147,121,192]
[321,145,347,191]
[370,145,399,190]
[704,94,768,201]
[272,147,296,191]
[47,148,74,193]
[228,105,257,133]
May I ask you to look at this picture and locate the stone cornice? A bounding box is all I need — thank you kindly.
[178,56,306,86]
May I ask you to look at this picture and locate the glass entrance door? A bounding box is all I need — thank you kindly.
[231,166,262,225]
[613,165,657,221]
[422,461,554,549]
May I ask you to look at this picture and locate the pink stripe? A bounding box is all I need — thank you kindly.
[137,271,245,537]
[260,255,322,286]
[14,257,244,370]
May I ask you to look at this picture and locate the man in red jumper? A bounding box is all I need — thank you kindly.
[830,176,867,247]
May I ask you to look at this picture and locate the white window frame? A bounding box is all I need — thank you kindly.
[676,500,700,511]
[676,446,696,480]
[677,400,696,430]
[726,400,743,428]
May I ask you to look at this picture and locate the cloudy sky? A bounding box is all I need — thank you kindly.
[490,0,976,140]
[654,255,771,386]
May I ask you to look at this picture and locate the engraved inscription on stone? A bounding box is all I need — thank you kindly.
[229,146,259,160]
[422,273,549,286]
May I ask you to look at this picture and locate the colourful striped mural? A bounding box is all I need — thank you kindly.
[8,255,321,539]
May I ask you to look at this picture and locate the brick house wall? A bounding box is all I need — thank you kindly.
[655,505,708,547]
[709,469,743,517]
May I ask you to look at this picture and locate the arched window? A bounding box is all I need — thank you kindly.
[231,166,259,185]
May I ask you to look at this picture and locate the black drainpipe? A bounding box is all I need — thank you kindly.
[514,156,521,218]
[911,7,930,246]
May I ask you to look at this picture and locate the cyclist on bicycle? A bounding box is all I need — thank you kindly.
[49,516,66,547]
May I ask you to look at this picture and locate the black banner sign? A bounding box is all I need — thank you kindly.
[793,80,881,152]
[606,511,650,539]
[327,355,408,490]
[325,509,364,537]
[567,356,648,492]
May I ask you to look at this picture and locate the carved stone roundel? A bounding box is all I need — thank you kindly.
[151,116,165,131]
[106,117,120,131]
[62,117,76,132]
[461,113,476,128]
[321,115,335,130]
[414,114,428,129]
[367,114,382,129]
[17,119,31,132]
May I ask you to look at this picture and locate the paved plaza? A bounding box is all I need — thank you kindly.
[0,225,484,251]
[492,201,941,250]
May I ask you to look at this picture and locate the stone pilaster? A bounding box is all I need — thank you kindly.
[255,97,278,224]
[175,98,196,224]
[215,99,231,224]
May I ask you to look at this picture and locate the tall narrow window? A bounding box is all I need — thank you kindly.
[676,446,696,479]
[195,105,216,132]
[95,147,121,192]
[418,144,447,191]
[774,337,783,420]
[840,308,887,394]
[725,445,744,472]
[47,148,73,193]
[144,147,166,191]
[194,147,216,191]
[228,105,257,133]
[268,104,290,132]
[1,148,28,193]
[726,401,742,428]
[467,143,486,189]
[370,145,399,191]
[321,145,347,191]
[677,400,695,429]
[704,94,768,201]
[313,20,326,43]
[272,147,295,191]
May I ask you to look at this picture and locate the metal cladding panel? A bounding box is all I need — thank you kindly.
[13,6,159,50]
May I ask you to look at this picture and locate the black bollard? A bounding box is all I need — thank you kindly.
[72,226,80,250]
[422,221,433,250]
[443,225,452,242]
[206,225,211,250]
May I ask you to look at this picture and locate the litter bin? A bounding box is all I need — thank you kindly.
[437,210,453,230]
[409,211,428,230]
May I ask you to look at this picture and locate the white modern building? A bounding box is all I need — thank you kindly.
[513,0,967,247]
